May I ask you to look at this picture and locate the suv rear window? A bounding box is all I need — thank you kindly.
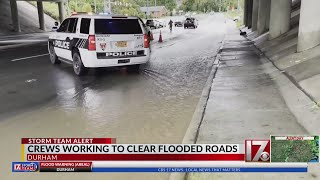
[95,19,142,34]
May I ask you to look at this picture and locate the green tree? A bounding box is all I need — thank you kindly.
[181,0,194,12]
[165,0,177,12]
[69,0,78,12]
[82,3,92,12]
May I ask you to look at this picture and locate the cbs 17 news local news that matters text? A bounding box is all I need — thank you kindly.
[12,136,318,173]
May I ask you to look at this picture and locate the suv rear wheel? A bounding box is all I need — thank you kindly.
[72,52,88,76]
[49,43,61,64]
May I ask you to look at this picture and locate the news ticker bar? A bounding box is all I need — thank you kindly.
[43,167,307,173]
[12,162,308,173]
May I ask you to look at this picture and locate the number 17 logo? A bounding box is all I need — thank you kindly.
[245,140,270,162]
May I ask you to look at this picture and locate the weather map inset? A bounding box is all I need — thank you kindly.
[271,136,319,163]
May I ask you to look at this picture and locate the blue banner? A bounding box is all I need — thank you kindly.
[92,167,307,173]
[12,162,39,172]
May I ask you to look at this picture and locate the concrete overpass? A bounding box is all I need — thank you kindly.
[9,0,65,32]
[243,0,319,52]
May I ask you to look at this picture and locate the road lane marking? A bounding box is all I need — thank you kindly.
[11,53,49,62]
[25,79,37,83]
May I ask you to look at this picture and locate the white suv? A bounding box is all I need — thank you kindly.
[48,14,151,75]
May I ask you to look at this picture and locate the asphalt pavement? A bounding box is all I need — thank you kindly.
[0,14,226,180]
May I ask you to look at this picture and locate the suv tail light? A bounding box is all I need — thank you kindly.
[144,34,149,48]
[88,35,96,51]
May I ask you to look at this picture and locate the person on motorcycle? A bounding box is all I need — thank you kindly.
[168,19,173,32]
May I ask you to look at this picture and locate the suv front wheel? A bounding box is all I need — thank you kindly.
[73,52,88,76]
[49,43,61,64]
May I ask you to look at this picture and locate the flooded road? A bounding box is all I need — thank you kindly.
[0,14,226,180]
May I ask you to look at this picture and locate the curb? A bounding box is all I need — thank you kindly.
[168,41,224,180]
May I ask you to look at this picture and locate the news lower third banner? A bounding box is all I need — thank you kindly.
[12,161,308,173]
[12,136,319,173]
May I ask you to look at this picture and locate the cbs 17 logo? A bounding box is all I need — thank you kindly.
[245,140,270,162]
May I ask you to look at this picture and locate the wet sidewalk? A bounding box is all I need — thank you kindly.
[196,32,307,143]
[187,26,317,179]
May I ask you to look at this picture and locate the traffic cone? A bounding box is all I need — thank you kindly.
[158,30,163,43]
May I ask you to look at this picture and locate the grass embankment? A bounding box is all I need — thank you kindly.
[224,10,243,27]
[29,2,61,20]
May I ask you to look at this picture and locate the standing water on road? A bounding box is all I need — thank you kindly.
[0,14,226,180]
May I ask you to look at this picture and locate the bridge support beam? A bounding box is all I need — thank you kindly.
[257,0,271,35]
[297,0,320,52]
[9,0,21,32]
[251,0,258,31]
[269,0,291,40]
[58,2,64,23]
[37,1,45,30]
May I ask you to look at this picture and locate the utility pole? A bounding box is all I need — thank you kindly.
[147,0,149,19]
[94,0,97,13]
[237,0,240,14]
[66,0,70,15]
[104,0,106,13]
[197,0,198,11]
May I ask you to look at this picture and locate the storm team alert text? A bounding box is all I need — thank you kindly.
[22,138,107,144]
[25,144,240,153]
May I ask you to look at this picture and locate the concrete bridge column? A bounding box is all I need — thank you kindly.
[244,0,253,28]
[257,0,271,35]
[297,0,320,52]
[58,2,64,23]
[9,0,21,32]
[269,0,291,40]
[247,0,253,29]
[251,0,258,31]
[37,1,45,30]
[244,0,248,26]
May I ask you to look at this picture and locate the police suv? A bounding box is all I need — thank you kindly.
[48,14,151,75]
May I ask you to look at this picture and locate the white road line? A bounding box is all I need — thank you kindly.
[11,53,49,62]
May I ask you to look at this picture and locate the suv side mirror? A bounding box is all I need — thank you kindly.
[52,21,60,31]
[54,21,60,27]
